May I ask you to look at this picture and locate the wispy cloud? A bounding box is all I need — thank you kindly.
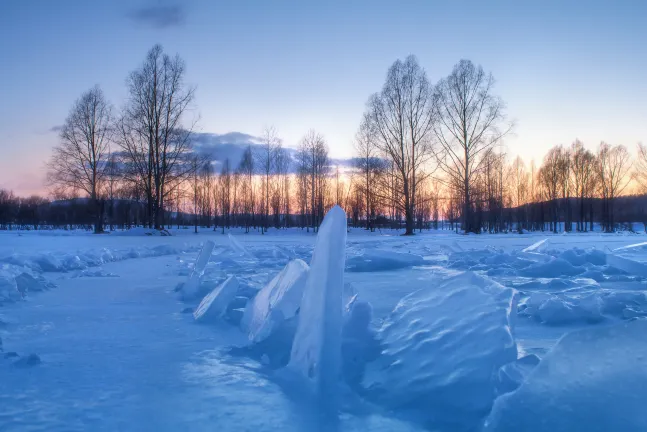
[128,4,185,29]
[49,125,63,133]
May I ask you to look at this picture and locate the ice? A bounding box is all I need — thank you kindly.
[193,276,240,323]
[520,292,605,325]
[228,234,256,260]
[612,241,647,252]
[14,272,52,294]
[606,253,647,278]
[0,271,21,303]
[522,238,548,252]
[484,319,647,431]
[286,205,347,401]
[346,250,425,272]
[181,241,215,299]
[242,259,309,342]
[520,257,583,277]
[363,272,518,431]
[342,300,380,388]
[496,354,541,395]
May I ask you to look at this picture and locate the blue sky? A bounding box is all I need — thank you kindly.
[1,0,646,194]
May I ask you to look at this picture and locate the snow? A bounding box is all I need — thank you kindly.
[363,272,518,431]
[484,319,647,431]
[287,206,347,402]
[2,227,647,430]
[242,259,309,342]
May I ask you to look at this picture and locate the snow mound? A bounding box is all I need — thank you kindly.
[346,250,425,272]
[286,205,347,401]
[193,276,240,323]
[242,259,309,342]
[364,272,518,431]
[484,319,647,431]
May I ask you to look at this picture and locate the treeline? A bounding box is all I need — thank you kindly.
[3,46,646,234]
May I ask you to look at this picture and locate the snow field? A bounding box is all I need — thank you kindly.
[2,225,647,430]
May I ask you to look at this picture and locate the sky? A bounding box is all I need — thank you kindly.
[1,0,646,195]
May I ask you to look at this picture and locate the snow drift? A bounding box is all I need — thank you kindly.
[484,319,647,431]
[363,272,518,431]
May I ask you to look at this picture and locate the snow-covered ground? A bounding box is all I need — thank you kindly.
[1,222,646,431]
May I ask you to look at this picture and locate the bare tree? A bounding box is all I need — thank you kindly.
[237,145,255,233]
[539,146,563,232]
[634,143,647,192]
[256,126,279,233]
[104,153,121,231]
[509,156,528,231]
[47,85,112,233]
[570,140,596,231]
[596,142,632,232]
[298,129,329,231]
[432,59,511,233]
[116,44,196,230]
[354,113,385,231]
[365,55,435,235]
[274,144,291,228]
[219,158,232,234]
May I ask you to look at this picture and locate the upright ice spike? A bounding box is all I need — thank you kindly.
[287,205,347,401]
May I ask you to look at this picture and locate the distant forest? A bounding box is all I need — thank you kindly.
[2,45,646,235]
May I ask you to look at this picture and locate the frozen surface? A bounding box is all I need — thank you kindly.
[484,319,647,431]
[1,227,647,430]
[287,206,347,401]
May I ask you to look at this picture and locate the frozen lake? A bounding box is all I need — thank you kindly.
[1,226,646,431]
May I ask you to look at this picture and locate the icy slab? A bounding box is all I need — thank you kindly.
[520,257,583,278]
[0,271,21,303]
[520,292,605,325]
[613,241,647,252]
[606,254,647,278]
[522,238,548,253]
[342,300,380,388]
[496,354,540,395]
[193,276,239,323]
[286,205,347,400]
[242,259,309,342]
[484,319,647,431]
[363,272,518,431]
[346,250,425,272]
[182,241,215,299]
[228,234,256,260]
[15,272,52,294]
